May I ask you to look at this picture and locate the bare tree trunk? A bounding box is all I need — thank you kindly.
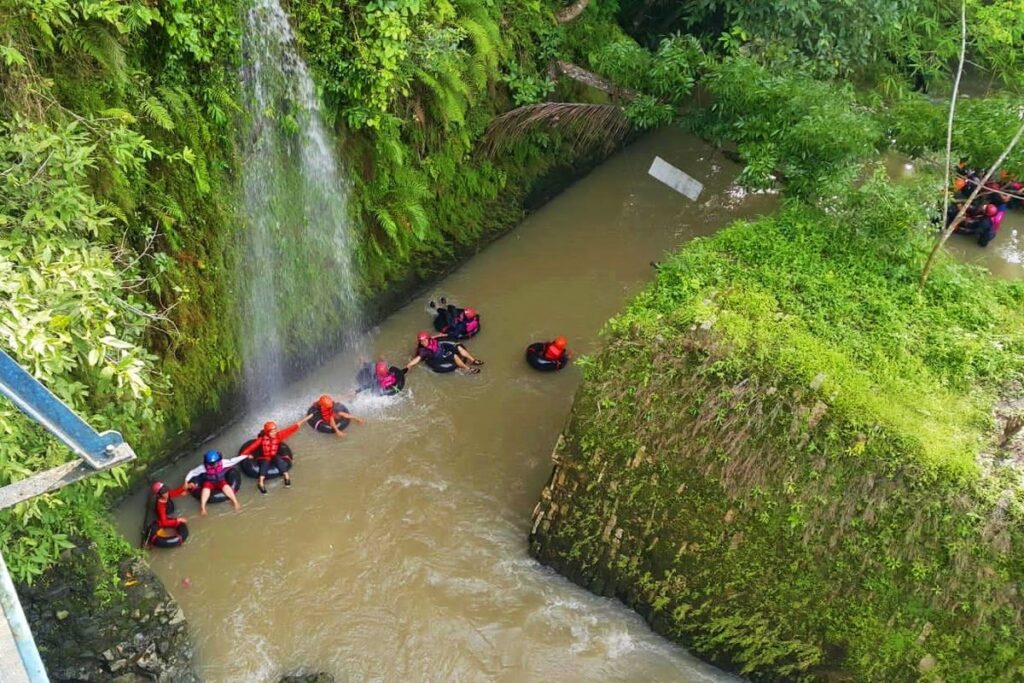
[556,0,591,23]
[937,1,967,275]
[551,60,638,101]
[920,119,1024,287]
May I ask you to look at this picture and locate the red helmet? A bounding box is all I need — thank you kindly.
[151,481,167,495]
[375,361,388,377]
[985,203,998,216]
[263,420,277,433]
[417,330,430,342]
[464,307,477,318]
[554,336,567,349]
[318,394,333,408]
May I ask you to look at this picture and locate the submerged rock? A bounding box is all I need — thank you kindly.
[279,672,336,683]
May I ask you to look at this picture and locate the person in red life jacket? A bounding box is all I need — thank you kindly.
[405,330,484,375]
[148,481,194,546]
[543,336,570,365]
[240,416,310,494]
[448,307,480,339]
[312,394,364,438]
[183,450,247,515]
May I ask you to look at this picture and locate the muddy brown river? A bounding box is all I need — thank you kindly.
[113,128,774,681]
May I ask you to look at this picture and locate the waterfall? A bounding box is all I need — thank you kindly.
[238,0,362,401]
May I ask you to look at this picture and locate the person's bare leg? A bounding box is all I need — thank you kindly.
[456,345,483,365]
[199,487,211,515]
[454,355,479,374]
[257,474,267,494]
[223,483,240,511]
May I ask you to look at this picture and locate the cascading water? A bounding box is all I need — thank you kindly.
[238,0,362,401]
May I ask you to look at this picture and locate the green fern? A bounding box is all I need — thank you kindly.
[139,96,174,131]
[457,17,499,88]
[60,22,126,80]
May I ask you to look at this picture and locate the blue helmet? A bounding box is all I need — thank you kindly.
[203,450,222,465]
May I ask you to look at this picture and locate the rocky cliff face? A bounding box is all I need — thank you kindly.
[20,546,197,683]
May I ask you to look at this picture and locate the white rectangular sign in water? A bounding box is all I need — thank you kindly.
[648,156,703,201]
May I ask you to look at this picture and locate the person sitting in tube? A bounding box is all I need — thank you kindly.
[373,360,405,394]
[311,393,365,438]
[183,450,248,515]
[240,416,310,494]
[447,307,480,339]
[543,336,571,365]
[405,330,484,375]
[429,297,460,334]
[147,481,195,546]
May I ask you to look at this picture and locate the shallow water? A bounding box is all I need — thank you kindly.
[884,155,1024,280]
[117,127,776,682]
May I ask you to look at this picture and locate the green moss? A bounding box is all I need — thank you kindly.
[530,176,1024,681]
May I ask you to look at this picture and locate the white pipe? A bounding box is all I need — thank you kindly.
[0,551,48,682]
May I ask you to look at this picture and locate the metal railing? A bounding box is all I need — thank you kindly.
[0,347,138,682]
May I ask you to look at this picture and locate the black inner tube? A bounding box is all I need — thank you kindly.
[382,366,406,394]
[147,523,184,548]
[239,440,293,478]
[189,467,242,502]
[307,402,351,433]
[526,342,567,372]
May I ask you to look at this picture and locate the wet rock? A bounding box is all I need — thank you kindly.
[20,543,199,683]
[135,646,162,673]
[279,673,336,683]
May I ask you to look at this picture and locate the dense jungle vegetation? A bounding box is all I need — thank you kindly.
[0,0,1021,644]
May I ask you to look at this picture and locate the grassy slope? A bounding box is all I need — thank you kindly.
[530,175,1024,681]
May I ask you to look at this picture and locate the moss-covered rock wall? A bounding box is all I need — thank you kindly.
[529,178,1024,681]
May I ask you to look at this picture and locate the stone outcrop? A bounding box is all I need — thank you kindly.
[19,545,197,683]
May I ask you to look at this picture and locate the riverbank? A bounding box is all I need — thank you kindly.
[529,175,1024,681]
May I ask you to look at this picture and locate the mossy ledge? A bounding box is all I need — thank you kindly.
[529,179,1024,682]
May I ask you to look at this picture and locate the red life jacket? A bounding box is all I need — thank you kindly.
[423,338,440,356]
[258,433,281,460]
[318,403,334,423]
[464,315,479,335]
[543,344,564,362]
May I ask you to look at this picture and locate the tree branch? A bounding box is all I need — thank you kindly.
[938,0,967,270]
[556,0,591,23]
[551,60,638,101]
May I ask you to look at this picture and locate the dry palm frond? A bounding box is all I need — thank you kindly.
[481,102,631,157]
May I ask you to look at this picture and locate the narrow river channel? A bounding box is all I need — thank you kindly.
[117,127,778,681]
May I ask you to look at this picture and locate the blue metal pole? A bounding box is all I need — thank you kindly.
[0,550,49,682]
[0,348,125,469]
